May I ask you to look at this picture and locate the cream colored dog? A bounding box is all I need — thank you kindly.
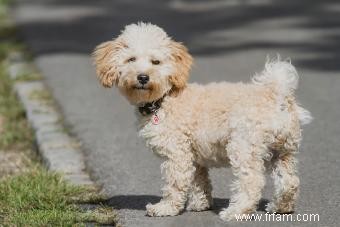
[93,22,312,221]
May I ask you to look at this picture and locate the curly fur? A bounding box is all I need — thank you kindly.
[93,22,312,221]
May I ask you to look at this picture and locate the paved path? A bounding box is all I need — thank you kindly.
[14,0,339,226]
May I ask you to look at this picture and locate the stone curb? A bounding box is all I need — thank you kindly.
[6,52,95,186]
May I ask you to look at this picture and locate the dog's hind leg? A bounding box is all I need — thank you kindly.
[146,148,195,217]
[266,120,301,214]
[219,125,267,221]
[266,152,300,214]
[186,164,213,211]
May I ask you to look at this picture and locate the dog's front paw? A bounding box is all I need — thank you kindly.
[219,208,237,221]
[265,202,294,214]
[146,201,181,217]
[186,197,212,212]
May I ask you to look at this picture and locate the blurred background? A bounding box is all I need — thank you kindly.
[11,0,340,226]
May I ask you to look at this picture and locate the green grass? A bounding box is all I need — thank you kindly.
[0,168,117,226]
[0,1,30,150]
[0,62,33,150]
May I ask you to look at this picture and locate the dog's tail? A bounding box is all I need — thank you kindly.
[252,57,298,96]
[252,57,312,125]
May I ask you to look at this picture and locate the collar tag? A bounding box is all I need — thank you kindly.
[151,114,160,125]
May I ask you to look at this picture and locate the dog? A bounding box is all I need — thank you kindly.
[93,22,312,221]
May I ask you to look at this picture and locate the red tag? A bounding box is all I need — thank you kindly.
[152,114,160,125]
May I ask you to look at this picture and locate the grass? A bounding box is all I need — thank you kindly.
[0,1,118,226]
[0,169,117,226]
[0,0,30,150]
[0,62,33,150]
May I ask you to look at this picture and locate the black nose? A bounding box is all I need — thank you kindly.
[137,74,149,85]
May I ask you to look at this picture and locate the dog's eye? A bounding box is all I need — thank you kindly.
[151,60,161,65]
[127,57,136,63]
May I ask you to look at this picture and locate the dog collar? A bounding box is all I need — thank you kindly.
[138,96,165,116]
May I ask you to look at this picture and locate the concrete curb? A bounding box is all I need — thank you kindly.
[7,52,95,186]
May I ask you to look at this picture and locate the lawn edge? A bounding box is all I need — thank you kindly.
[6,51,95,186]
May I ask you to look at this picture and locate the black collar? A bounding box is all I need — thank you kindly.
[138,96,165,116]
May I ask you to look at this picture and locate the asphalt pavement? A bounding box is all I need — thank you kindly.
[13,0,340,226]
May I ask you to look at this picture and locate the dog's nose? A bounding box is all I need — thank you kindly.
[137,74,149,85]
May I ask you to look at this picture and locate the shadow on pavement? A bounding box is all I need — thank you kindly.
[15,0,340,72]
[105,195,269,213]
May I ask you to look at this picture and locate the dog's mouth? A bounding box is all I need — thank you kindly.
[132,85,151,91]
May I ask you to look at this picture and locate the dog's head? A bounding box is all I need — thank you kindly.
[93,22,193,104]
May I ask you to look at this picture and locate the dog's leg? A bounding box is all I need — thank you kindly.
[219,130,266,221]
[186,164,212,212]
[266,152,299,213]
[146,151,195,217]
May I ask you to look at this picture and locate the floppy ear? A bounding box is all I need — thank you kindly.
[92,40,125,88]
[168,41,193,95]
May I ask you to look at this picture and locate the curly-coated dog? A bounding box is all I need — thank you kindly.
[93,22,312,221]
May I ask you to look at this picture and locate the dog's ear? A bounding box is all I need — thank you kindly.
[168,41,193,95]
[92,39,125,88]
